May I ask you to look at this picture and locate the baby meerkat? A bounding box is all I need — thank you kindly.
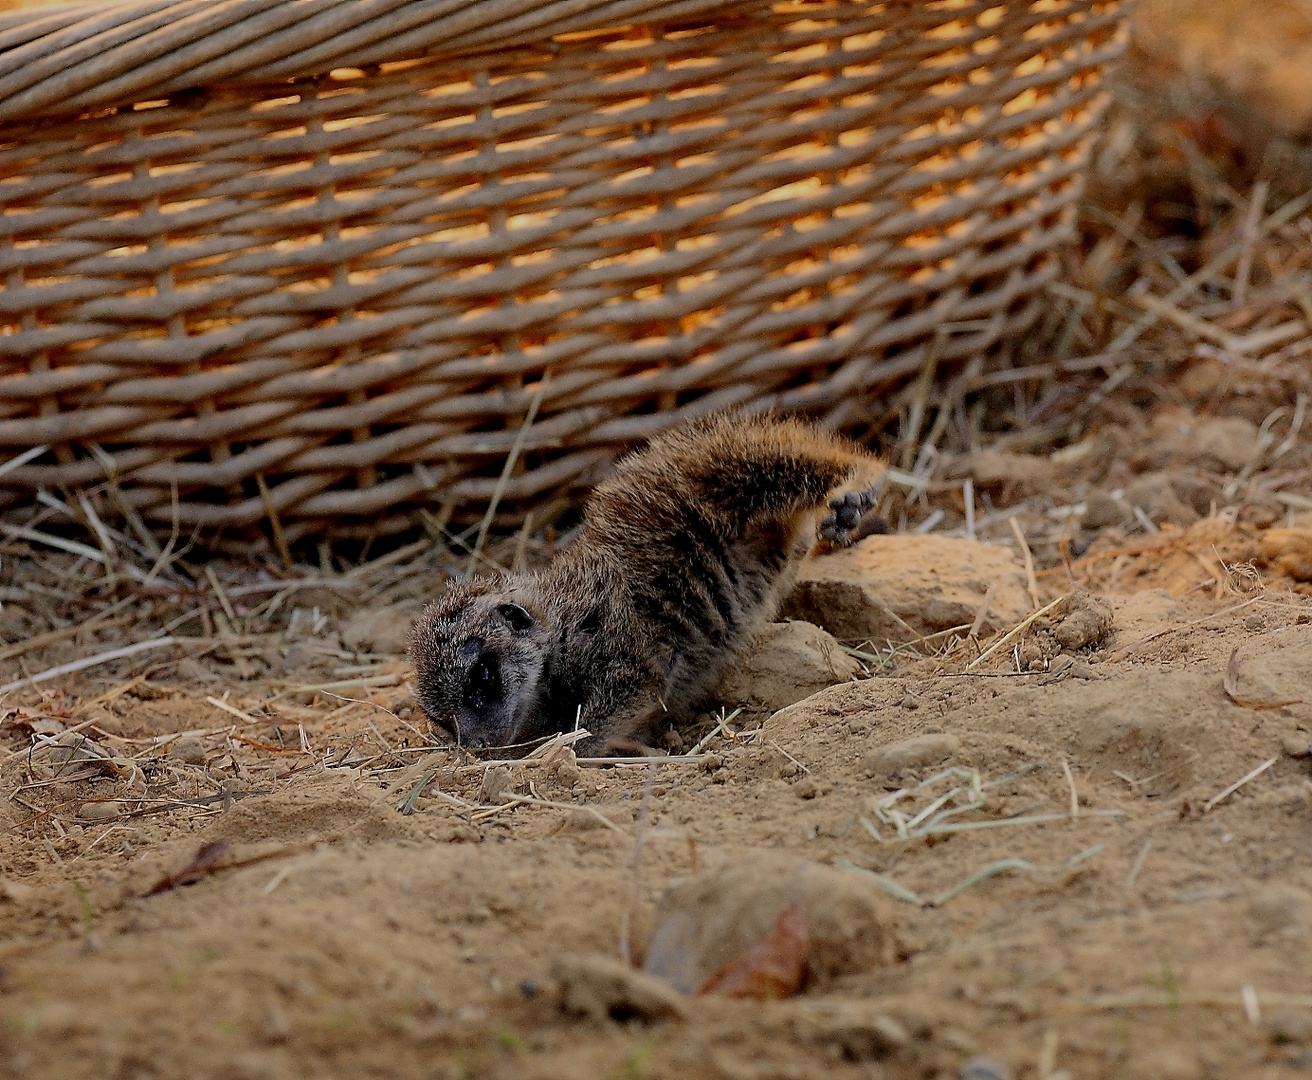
[409,412,888,754]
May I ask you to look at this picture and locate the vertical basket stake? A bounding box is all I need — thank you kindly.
[466,369,551,578]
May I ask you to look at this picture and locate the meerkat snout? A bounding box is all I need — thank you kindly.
[409,583,551,748]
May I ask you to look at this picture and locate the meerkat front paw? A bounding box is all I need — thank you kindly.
[818,477,890,547]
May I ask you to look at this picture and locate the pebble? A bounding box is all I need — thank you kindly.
[78,801,121,822]
[701,753,723,772]
[860,733,960,778]
[958,1057,1013,1080]
[170,737,208,765]
[1282,735,1311,759]
[794,777,818,799]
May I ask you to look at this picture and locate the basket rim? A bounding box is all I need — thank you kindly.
[0,0,993,125]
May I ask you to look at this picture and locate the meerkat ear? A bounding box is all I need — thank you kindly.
[495,603,535,633]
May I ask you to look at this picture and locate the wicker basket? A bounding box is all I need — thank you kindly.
[0,0,1130,545]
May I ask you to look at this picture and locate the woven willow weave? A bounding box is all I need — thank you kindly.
[0,0,1129,542]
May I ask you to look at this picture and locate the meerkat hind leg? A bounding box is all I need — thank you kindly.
[818,473,890,547]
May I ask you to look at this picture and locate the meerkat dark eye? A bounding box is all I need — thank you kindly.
[577,608,602,638]
[465,653,502,708]
[496,603,534,633]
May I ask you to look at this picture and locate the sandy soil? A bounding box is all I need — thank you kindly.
[7,4,1312,1076]
[2,523,1312,1080]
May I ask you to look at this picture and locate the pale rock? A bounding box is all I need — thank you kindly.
[859,733,960,778]
[784,535,1030,644]
[77,801,121,822]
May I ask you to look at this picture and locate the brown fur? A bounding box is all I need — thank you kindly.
[408,413,886,754]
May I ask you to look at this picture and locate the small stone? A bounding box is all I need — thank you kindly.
[860,733,960,778]
[795,778,818,799]
[899,695,919,710]
[1282,735,1311,759]
[77,801,120,822]
[479,766,514,806]
[958,1057,1013,1080]
[701,753,723,772]
[170,737,208,765]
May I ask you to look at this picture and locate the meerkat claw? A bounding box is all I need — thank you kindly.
[819,474,889,547]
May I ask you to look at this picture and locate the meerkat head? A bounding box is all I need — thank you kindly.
[409,577,552,749]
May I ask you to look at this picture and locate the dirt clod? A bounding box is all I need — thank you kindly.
[479,766,514,805]
[553,955,688,1023]
[717,621,860,711]
[1052,593,1114,651]
[643,856,896,993]
[170,737,207,765]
